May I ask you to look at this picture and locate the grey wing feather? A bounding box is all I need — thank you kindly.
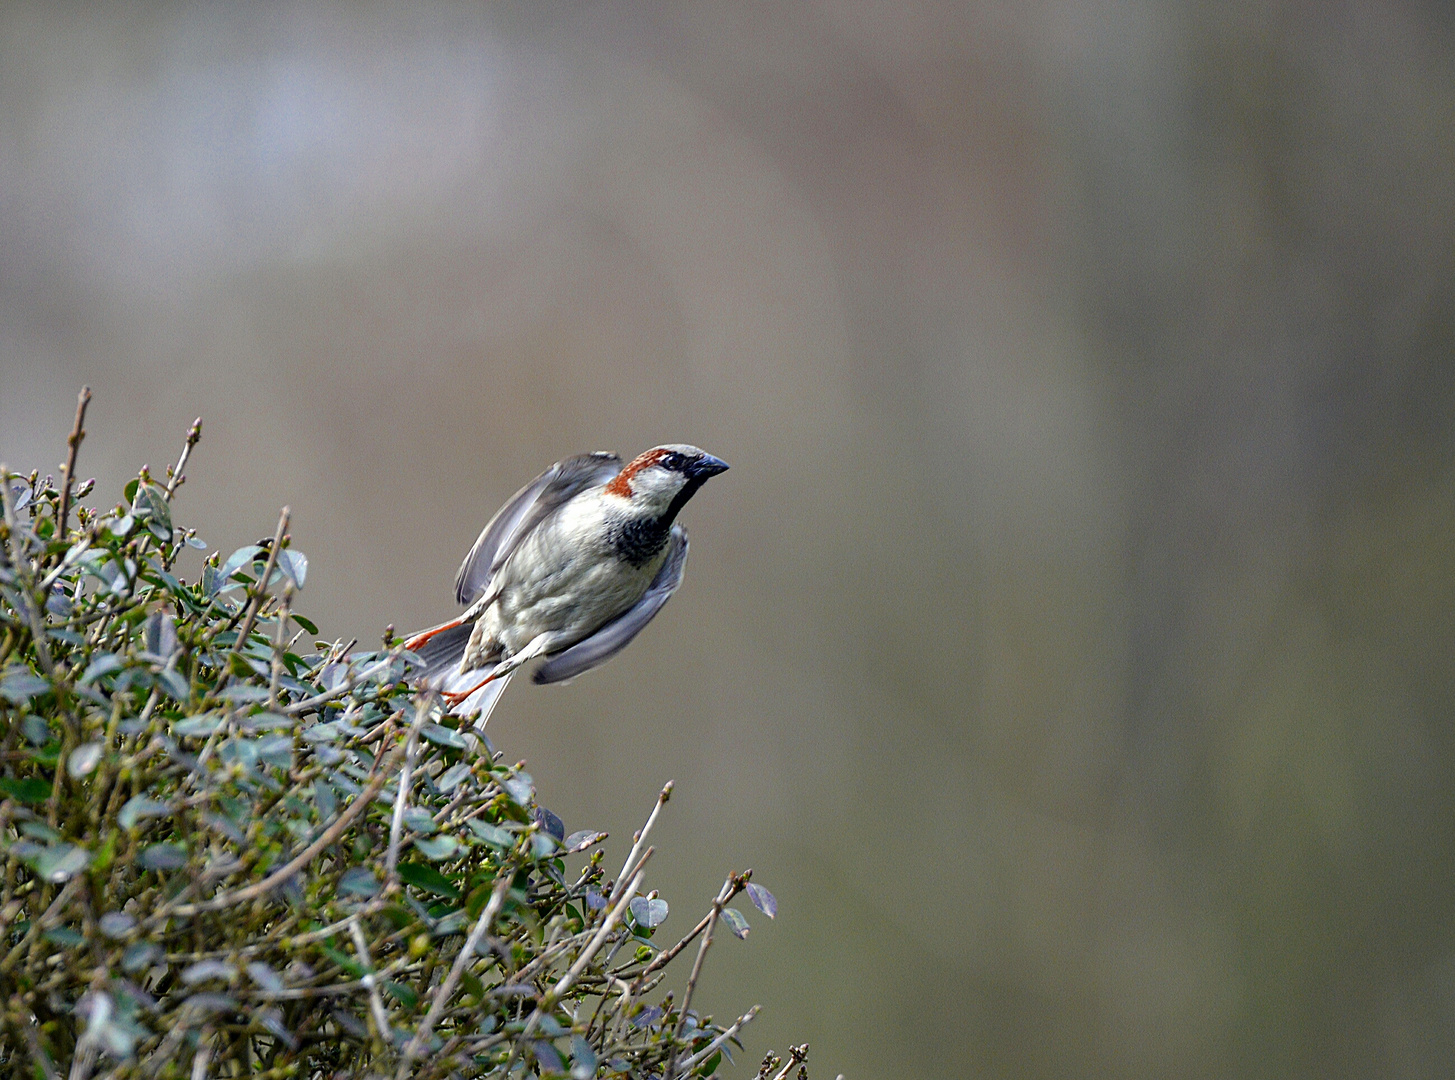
[454,452,622,605]
[532,526,690,685]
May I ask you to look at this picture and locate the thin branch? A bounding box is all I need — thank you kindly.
[164,417,202,500]
[349,915,393,1054]
[387,698,431,880]
[229,507,289,658]
[268,584,294,709]
[630,870,750,988]
[670,1005,760,1079]
[0,874,82,975]
[395,868,513,1079]
[20,1013,61,1080]
[505,859,652,1076]
[281,654,399,716]
[768,1044,810,1080]
[664,874,735,1079]
[609,781,672,905]
[57,386,91,535]
[189,1028,213,1080]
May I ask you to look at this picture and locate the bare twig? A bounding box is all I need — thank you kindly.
[57,386,91,535]
[20,1013,61,1080]
[164,417,202,500]
[610,781,672,905]
[349,916,393,1054]
[631,870,750,987]
[670,1005,761,1078]
[395,868,513,1079]
[230,507,289,658]
[281,654,399,716]
[768,1044,810,1080]
[189,1028,213,1080]
[664,873,736,1079]
[0,875,82,975]
[387,698,431,880]
[66,1035,97,1080]
[505,859,651,1076]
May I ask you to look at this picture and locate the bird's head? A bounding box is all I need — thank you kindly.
[605,444,729,521]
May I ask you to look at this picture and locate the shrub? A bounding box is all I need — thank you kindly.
[0,393,802,1080]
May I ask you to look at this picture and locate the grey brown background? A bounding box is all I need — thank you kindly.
[4,3,1455,1077]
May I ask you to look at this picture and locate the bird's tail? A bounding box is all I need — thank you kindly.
[404,618,473,682]
[403,618,512,726]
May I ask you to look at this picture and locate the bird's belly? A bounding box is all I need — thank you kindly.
[485,549,661,656]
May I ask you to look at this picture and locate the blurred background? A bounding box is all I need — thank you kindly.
[3,2,1454,1076]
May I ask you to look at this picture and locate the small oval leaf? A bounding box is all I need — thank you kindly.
[720,907,750,939]
[68,742,104,778]
[745,882,777,919]
[629,897,669,928]
[414,835,460,861]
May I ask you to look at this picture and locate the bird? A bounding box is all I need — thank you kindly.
[403,444,729,723]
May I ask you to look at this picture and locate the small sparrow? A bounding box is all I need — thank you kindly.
[405,445,728,722]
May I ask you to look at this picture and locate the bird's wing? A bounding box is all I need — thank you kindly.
[454,452,623,605]
[532,525,690,685]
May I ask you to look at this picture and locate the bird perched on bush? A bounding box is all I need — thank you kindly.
[405,444,729,722]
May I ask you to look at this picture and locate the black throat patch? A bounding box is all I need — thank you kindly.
[609,516,672,567]
[609,475,706,567]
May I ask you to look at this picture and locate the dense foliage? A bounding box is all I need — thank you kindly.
[0,403,798,1080]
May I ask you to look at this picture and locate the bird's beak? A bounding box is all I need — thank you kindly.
[687,454,730,480]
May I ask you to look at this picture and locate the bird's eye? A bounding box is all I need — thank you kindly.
[662,452,685,470]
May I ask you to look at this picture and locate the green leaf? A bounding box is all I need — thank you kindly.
[157,668,191,701]
[319,943,364,978]
[133,482,172,540]
[220,685,269,703]
[43,926,84,948]
[33,844,91,882]
[218,544,262,581]
[570,1035,597,1080]
[396,861,460,899]
[256,733,294,769]
[290,612,319,635]
[414,835,460,861]
[80,653,123,684]
[383,980,418,1009]
[277,549,307,589]
[67,742,103,778]
[0,666,51,704]
[745,883,777,919]
[138,844,188,871]
[629,897,669,929]
[173,714,223,737]
[421,723,466,748]
[337,866,380,898]
[502,773,533,806]
[0,777,51,804]
[465,820,514,849]
[122,941,161,973]
[719,907,750,939]
[118,796,170,830]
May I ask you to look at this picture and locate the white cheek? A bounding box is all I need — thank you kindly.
[631,470,687,509]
